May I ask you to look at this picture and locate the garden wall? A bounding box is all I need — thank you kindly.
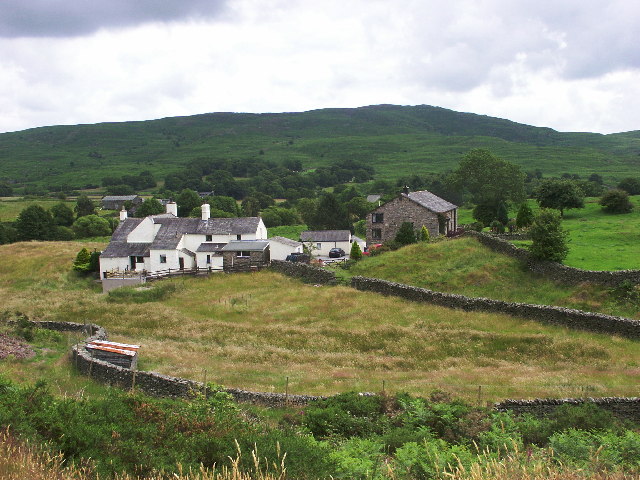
[270,259,337,284]
[466,231,640,287]
[350,276,640,339]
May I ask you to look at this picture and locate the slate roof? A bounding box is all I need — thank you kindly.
[404,190,457,213]
[196,243,226,252]
[221,240,270,252]
[366,194,381,203]
[101,218,149,258]
[269,236,302,248]
[102,216,262,258]
[150,217,262,250]
[102,195,140,202]
[300,230,351,242]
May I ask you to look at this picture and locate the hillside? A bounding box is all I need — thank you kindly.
[1,104,639,189]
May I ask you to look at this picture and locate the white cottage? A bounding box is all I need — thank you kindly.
[300,230,352,257]
[100,202,267,278]
[268,236,304,261]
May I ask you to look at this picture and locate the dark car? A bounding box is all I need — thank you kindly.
[285,252,310,263]
[328,247,346,258]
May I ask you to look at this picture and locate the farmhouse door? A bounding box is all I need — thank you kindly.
[179,257,184,270]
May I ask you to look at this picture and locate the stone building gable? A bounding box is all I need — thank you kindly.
[366,192,457,245]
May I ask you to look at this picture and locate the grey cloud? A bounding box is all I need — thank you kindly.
[0,0,229,38]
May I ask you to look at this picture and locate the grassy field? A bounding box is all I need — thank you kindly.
[0,240,638,402]
[345,237,640,319]
[458,196,640,271]
[0,198,79,222]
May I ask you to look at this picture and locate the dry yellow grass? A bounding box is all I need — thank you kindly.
[1,241,638,402]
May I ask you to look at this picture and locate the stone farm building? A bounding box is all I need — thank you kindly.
[99,202,267,277]
[101,195,143,211]
[366,188,458,245]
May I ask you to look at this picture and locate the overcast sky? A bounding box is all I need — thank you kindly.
[0,0,639,134]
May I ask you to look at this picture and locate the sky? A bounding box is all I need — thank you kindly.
[0,0,639,135]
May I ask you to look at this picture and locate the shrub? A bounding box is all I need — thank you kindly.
[419,225,430,242]
[395,222,416,245]
[72,247,92,273]
[516,203,535,228]
[350,241,363,260]
[599,189,634,213]
[72,215,111,238]
[528,209,569,262]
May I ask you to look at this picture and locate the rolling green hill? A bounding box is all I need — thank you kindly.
[1,104,639,189]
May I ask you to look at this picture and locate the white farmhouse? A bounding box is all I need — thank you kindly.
[99,202,267,278]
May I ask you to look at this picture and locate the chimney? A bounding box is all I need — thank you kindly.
[119,207,128,221]
[201,203,210,221]
[402,185,410,195]
[166,201,178,216]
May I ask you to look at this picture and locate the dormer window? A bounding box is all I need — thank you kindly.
[236,234,242,240]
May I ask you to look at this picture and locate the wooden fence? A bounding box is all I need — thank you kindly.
[104,266,223,281]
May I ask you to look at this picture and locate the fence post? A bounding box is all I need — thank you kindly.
[285,376,289,406]
[203,369,208,399]
[477,385,482,405]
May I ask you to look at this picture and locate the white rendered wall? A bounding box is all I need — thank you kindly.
[127,218,155,242]
[269,240,303,260]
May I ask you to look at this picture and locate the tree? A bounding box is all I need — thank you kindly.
[534,179,584,217]
[599,189,634,214]
[350,241,363,260]
[451,149,525,221]
[528,210,569,263]
[0,183,13,196]
[15,205,54,240]
[75,195,96,217]
[306,193,350,231]
[176,189,202,217]
[135,198,164,217]
[496,201,509,225]
[50,202,75,226]
[395,222,416,246]
[617,177,640,195]
[71,215,112,238]
[516,203,535,229]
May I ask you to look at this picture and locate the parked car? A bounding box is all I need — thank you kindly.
[285,252,310,263]
[328,247,346,258]
[363,243,383,255]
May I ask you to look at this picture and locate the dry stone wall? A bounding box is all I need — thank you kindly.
[26,320,640,420]
[350,276,640,339]
[495,397,640,422]
[270,259,337,284]
[467,231,640,287]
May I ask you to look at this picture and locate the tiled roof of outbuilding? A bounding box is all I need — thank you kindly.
[269,236,302,247]
[300,230,351,242]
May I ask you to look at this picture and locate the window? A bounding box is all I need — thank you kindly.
[206,254,211,264]
[159,254,167,264]
[372,228,382,239]
[372,213,384,223]
[135,256,144,263]
[236,234,242,240]
[205,235,212,242]
[236,251,251,257]
[316,243,321,250]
